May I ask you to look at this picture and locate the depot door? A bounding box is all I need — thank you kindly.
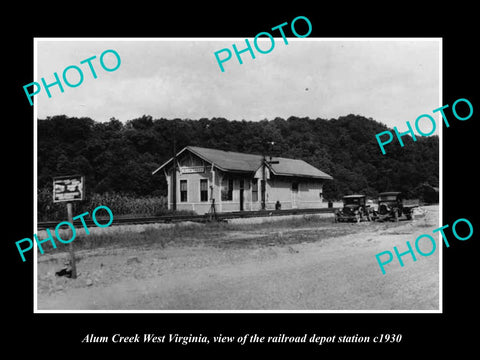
[239,179,244,211]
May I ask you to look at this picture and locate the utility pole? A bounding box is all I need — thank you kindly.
[172,120,177,211]
[261,142,279,210]
[261,153,266,210]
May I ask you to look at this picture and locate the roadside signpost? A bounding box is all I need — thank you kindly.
[53,175,85,279]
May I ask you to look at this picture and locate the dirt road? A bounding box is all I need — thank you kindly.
[37,206,440,311]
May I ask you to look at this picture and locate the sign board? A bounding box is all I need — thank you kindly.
[180,166,205,174]
[53,175,85,203]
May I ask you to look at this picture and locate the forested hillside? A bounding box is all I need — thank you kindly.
[37,114,439,206]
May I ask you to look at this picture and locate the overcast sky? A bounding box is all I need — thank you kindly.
[36,38,441,131]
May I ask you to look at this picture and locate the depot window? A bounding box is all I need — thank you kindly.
[221,178,233,201]
[292,182,299,192]
[200,179,208,202]
[252,178,259,202]
[180,180,187,202]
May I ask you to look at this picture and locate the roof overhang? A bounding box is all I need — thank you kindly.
[270,171,333,180]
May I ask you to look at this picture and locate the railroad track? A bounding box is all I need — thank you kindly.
[37,207,338,230]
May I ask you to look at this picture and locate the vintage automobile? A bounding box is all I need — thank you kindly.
[335,194,374,222]
[376,191,415,221]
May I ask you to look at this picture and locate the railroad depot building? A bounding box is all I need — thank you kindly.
[152,146,333,214]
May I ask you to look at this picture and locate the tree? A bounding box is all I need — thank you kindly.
[37,114,439,200]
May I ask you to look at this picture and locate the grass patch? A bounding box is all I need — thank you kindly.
[38,215,362,255]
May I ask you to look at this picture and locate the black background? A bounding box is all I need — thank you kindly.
[5,4,478,355]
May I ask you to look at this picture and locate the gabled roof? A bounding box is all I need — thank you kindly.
[187,146,262,173]
[152,146,333,180]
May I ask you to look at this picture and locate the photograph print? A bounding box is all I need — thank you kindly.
[34,38,441,312]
